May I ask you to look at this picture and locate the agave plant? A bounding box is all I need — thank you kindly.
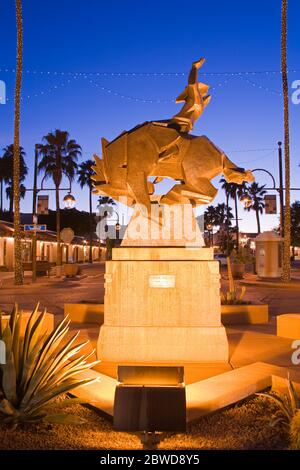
[220,257,248,305]
[258,376,300,449]
[0,304,98,427]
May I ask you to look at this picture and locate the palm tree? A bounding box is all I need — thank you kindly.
[214,202,233,227]
[97,195,116,208]
[38,130,81,268]
[13,0,23,285]
[290,201,300,259]
[96,196,117,257]
[243,182,267,234]
[2,145,27,212]
[77,159,95,263]
[281,0,291,282]
[220,179,233,255]
[0,156,8,212]
[220,178,246,252]
[204,205,219,247]
[204,205,218,227]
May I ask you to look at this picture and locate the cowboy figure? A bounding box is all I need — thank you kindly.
[170,58,211,133]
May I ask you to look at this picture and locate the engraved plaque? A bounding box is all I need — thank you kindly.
[149,274,176,288]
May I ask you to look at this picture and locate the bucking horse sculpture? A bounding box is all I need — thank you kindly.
[92,58,254,212]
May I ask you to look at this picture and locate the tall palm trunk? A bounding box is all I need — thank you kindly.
[0,179,3,212]
[13,0,23,285]
[255,208,261,234]
[89,187,93,263]
[234,190,239,252]
[281,0,291,282]
[9,193,14,212]
[226,191,230,255]
[55,185,61,266]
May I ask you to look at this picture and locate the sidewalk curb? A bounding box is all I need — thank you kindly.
[241,280,300,289]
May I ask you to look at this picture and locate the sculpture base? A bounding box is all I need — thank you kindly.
[97,247,229,363]
[98,325,228,363]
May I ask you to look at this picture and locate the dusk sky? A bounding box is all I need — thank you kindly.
[1,0,300,232]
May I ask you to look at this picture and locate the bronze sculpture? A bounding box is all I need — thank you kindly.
[93,59,254,212]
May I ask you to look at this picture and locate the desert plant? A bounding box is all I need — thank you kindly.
[221,257,249,305]
[230,247,254,265]
[0,304,98,427]
[258,377,300,450]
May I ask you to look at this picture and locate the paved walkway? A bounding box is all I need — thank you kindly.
[0,262,105,318]
[1,262,300,318]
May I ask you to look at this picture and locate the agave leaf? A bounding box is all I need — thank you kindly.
[0,398,17,416]
[37,358,100,396]
[8,304,18,335]
[1,307,97,426]
[270,416,290,430]
[26,310,47,356]
[2,319,13,356]
[37,350,96,387]
[257,392,293,420]
[22,413,46,422]
[11,312,22,380]
[19,334,88,408]
[32,349,97,402]
[18,330,49,396]
[287,378,300,414]
[29,316,71,378]
[1,353,17,405]
[30,334,85,395]
[21,304,41,364]
[22,317,71,398]
[43,413,87,425]
[23,378,95,414]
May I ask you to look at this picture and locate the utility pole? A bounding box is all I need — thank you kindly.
[32,144,39,214]
[31,214,38,282]
[278,141,285,237]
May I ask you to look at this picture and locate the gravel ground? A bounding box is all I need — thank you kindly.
[0,396,289,450]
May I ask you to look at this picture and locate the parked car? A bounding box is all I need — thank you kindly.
[214,253,228,266]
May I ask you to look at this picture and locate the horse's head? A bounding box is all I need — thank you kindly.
[224,166,255,185]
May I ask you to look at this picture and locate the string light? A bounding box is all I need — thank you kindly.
[82,75,231,103]
[0,67,299,77]
[5,76,79,102]
[226,147,276,153]
[1,68,293,104]
[238,75,282,96]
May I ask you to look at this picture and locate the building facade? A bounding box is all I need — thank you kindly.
[0,221,105,269]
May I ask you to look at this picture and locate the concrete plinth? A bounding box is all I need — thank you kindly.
[97,247,229,363]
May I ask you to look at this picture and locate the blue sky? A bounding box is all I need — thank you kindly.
[0,0,300,232]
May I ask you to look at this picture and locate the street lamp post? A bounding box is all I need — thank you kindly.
[24,180,76,281]
[240,142,286,235]
[32,143,42,215]
[278,141,285,237]
[206,223,213,248]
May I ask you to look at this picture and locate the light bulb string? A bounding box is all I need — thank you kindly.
[81,74,232,103]
[1,70,287,104]
[0,67,299,77]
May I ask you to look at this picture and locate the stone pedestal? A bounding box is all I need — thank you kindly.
[97,247,228,363]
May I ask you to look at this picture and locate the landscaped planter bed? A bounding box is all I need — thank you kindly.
[221,304,269,325]
[0,395,288,450]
